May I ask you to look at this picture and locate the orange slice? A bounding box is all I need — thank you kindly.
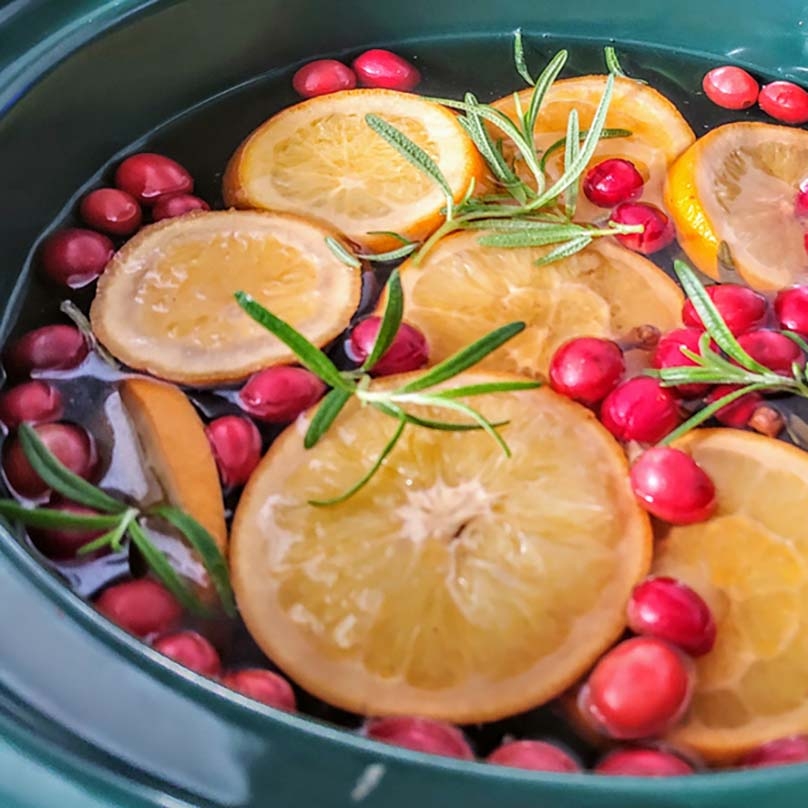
[652,429,808,763]
[90,210,361,386]
[664,122,808,290]
[231,373,651,722]
[222,89,486,252]
[491,75,695,221]
[394,234,683,379]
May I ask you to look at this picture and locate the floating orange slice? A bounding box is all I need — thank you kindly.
[653,429,808,763]
[231,373,651,722]
[90,210,361,386]
[394,234,683,379]
[665,122,808,290]
[491,75,695,220]
[223,89,486,252]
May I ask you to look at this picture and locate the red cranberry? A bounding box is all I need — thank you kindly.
[152,631,221,676]
[583,158,645,208]
[352,49,421,92]
[151,193,210,221]
[96,579,183,637]
[220,669,297,712]
[29,502,108,560]
[758,81,808,125]
[40,228,114,288]
[238,366,326,423]
[3,325,88,379]
[595,748,694,776]
[0,381,63,429]
[581,637,692,740]
[682,284,767,336]
[114,153,194,205]
[795,186,808,219]
[487,740,581,772]
[706,384,764,428]
[548,337,625,406]
[610,202,675,254]
[702,66,760,110]
[775,286,808,335]
[599,377,681,444]
[205,415,262,488]
[651,328,713,398]
[630,447,716,526]
[628,576,717,656]
[348,318,429,376]
[79,188,142,236]
[739,736,808,768]
[365,717,474,760]
[736,330,804,375]
[3,422,98,500]
[292,59,357,98]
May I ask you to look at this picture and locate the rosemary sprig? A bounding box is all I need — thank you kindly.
[0,423,235,616]
[235,271,540,505]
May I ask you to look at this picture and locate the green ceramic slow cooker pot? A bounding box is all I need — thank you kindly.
[1,1,807,805]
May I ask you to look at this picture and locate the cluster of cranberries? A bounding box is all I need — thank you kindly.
[292,49,421,99]
[702,65,808,125]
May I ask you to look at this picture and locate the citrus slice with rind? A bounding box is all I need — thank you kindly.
[490,75,695,221]
[394,234,683,379]
[90,210,361,386]
[664,122,808,290]
[222,89,486,253]
[231,373,651,722]
[653,429,808,763]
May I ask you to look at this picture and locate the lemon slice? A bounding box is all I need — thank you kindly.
[231,373,651,722]
[222,89,486,252]
[90,210,361,385]
[395,234,683,379]
[665,122,808,290]
[653,429,808,763]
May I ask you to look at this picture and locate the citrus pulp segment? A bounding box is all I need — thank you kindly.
[231,374,651,722]
[90,210,361,385]
[222,89,486,252]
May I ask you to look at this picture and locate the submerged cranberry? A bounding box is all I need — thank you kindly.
[630,447,716,526]
[628,576,717,656]
[352,49,421,91]
[40,228,115,288]
[651,328,712,398]
[151,193,210,221]
[736,329,804,375]
[348,318,429,376]
[29,502,108,560]
[152,631,221,677]
[487,740,581,772]
[581,637,692,740]
[706,384,763,428]
[79,188,142,236]
[239,366,326,423]
[595,748,694,776]
[610,202,675,254]
[3,325,88,379]
[548,337,625,406]
[599,377,681,444]
[682,284,767,336]
[221,669,297,712]
[583,158,644,208]
[3,422,98,500]
[702,66,760,110]
[292,59,357,98]
[114,153,194,204]
[0,381,63,429]
[365,717,474,760]
[205,415,262,488]
[758,81,808,125]
[95,579,182,637]
[774,286,808,335]
[739,736,808,768]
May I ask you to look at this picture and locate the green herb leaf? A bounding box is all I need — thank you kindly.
[426,380,541,399]
[359,242,419,263]
[325,236,362,269]
[512,28,535,85]
[365,231,414,245]
[361,269,404,372]
[563,109,581,218]
[17,423,126,514]
[0,500,121,531]
[524,49,568,143]
[533,235,593,266]
[372,400,509,431]
[304,388,352,449]
[539,127,631,173]
[75,527,125,557]
[604,45,627,77]
[477,224,590,249]
[235,292,351,391]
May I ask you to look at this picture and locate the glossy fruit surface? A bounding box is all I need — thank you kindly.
[205,415,262,488]
[40,228,114,288]
[291,59,357,98]
[736,330,804,375]
[739,736,808,768]
[758,81,808,124]
[774,286,808,334]
[600,377,682,444]
[582,158,644,207]
[611,202,675,254]
[548,337,625,406]
[487,740,581,772]
[0,381,63,429]
[3,325,88,378]
[348,318,429,376]
[595,747,695,776]
[79,188,142,235]
[651,328,712,398]
[220,669,297,712]
[702,66,760,110]
[239,366,326,423]
[114,153,194,204]
[152,631,221,676]
[682,284,767,336]
[352,49,421,91]
[28,502,108,560]
[151,193,210,221]
[95,579,182,638]
[706,384,763,428]
[365,717,474,759]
